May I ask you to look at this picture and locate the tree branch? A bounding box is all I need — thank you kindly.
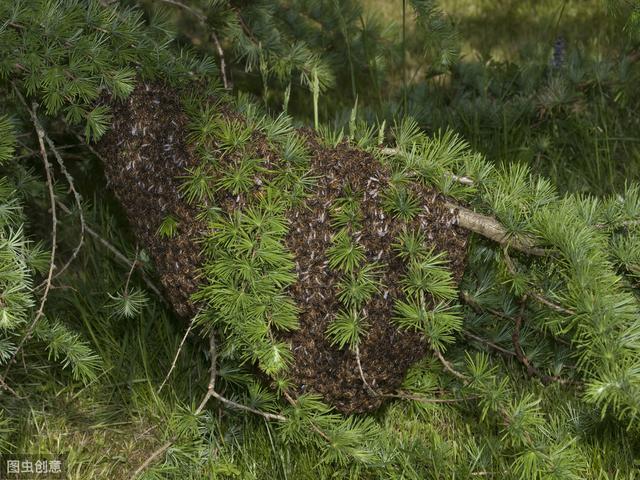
[42,134,85,282]
[446,202,548,256]
[132,331,286,478]
[55,200,167,303]
[2,98,57,382]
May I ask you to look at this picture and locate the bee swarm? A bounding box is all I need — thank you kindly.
[99,83,469,414]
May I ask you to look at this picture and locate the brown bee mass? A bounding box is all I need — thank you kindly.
[99,83,469,414]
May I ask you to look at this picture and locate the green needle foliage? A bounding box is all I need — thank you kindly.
[337,263,382,310]
[382,185,422,220]
[327,229,367,274]
[326,308,369,350]
[0,1,639,479]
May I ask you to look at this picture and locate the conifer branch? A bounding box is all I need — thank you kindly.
[380,147,475,185]
[282,390,332,442]
[14,84,86,287]
[195,332,285,420]
[156,0,230,89]
[2,99,57,381]
[461,290,573,384]
[462,330,516,357]
[355,343,477,404]
[460,291,571,347]
[381,147,548,256]
[132,332,285,479]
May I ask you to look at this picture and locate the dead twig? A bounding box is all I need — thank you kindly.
[194,332,285,420]
[211,31,230,90]
[42,134,85,282]
[56,200,166,303]
[354,343,379,397]
[158,314,198,393]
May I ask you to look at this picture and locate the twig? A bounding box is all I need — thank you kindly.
[123,248,139,295]
[354,343,379,397]
[433,348,468,382]
[462,330,516,357]
[195,332,217,414]
[131,332,285,479]
[1,100,57,381]
[72,132,105,163]
[154,0,230,89]
[355,344,475,404]
[0,377,21,398]
[460,291,513,321]
[460,290,570,347]
[461,290,572,384]
[158,314,197,393]
[391,391,480,404]
[195,333,285,420]
[511,298,537,377]
[211,31,230,90]
[15,87,86,288]
[282,390,332,442]
[129,441,173,480]
[502,248,575,315]
[201,389,286,421]
[43,134,85,282]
